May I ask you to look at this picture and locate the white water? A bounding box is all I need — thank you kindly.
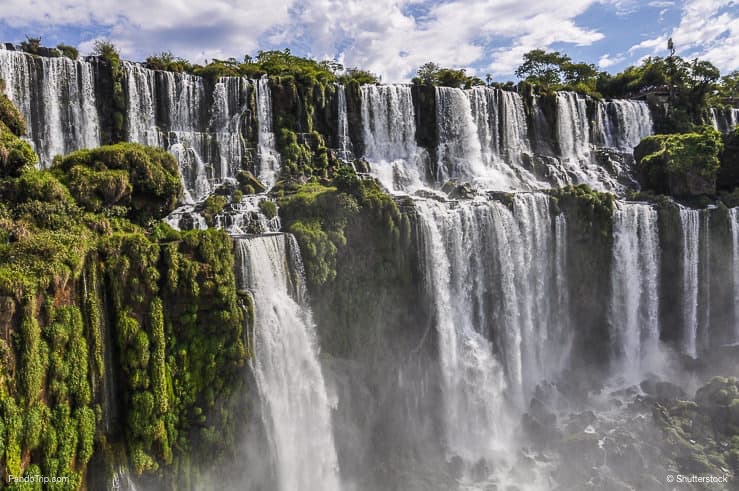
[0,48,100,166]
[732,208,739,343]
[414,193,567,489]
[680,208,702,357]
[710,107,739,133]
[610,203,660,378]
[415,193,569,438]
[336,84,352,161]
[360,84,425,192]
[255,76,281,189]
[595,99,653,152]
[123,65,281,200]
[235,235,340,491]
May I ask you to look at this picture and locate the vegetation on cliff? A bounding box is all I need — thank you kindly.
[0,93,247,488]
[635,126,724,197]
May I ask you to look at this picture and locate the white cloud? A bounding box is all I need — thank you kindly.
[268,0,605,81]
[0,0,608,81]
[598,53,625,68]
[627,0,739,72]
[1,0,293,63]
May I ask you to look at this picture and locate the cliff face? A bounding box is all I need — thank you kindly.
[2,46,739,490]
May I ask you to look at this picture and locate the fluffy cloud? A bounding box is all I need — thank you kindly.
[0,0,608,80]
[628,0,739,72]
[1,0,293,63]
[2,0,734,82]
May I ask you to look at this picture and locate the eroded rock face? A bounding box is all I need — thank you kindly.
[519,376,738,490]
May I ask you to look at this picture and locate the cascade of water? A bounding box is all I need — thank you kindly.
[680,208,702,357]
[415,198,510,460]
[436,86,486,183]
[732,208,739,343]
[710,107,739,133]
[123,62,212,201]
[255,76,281,189]
[0,48,100,166]
[556,91,590,162]
[235,235,340,491]
[415,193,569,461]
[336,84,352,161]
[595,100,653,151]
[360,84,424,192]
[609,203,660,378]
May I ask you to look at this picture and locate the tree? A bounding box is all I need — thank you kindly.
[414,62,440,85]
[20,36,42,55]
[92,39,119,60]
[718,70,739,100]
[515,49,571,86]
[412,63,482,89]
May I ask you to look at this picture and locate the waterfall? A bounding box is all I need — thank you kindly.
[336,84,352,160]
[436,86,486,183]
[255,76,281,189]
[123,65,282,201]
[595,99,653,152]
[679,208,712,357]
[415,199,510,461]
[609,203,660,378]
[0,48,100,166]
[360,84,424,192]
[732,208,739,343]
[123,62,212,201]
[556,91,590,163]
[710,107,739,133]
[415,193,569,457]
[235,234,340,491]
[435,86,543,191]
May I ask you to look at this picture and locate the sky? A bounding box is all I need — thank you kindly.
[0,0,737,82]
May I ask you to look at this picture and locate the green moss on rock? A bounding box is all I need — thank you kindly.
[54,143,182,225]
[635,126,723,197]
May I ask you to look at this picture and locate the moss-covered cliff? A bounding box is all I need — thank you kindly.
[0,91,248,489]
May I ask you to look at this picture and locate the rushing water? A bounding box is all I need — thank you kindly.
[610,203,660,378]
[0,47,100,165]
[359,85,653,194]
[235,234,341,491]
[360,84,425,192]
[732,208,739,343]
[414,193,568,488]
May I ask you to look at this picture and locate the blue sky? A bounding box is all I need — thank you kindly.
[1,1,737,82]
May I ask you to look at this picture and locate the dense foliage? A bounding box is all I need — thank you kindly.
[144,48,380,87]
[0,92,247,488]
[515,49,600,96]
[54,143,183,225]
[412,62,485,89]
[635,126,724,196]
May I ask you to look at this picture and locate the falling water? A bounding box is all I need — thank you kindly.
[235,234,340,491]
[556,91,590,163]
[710,107,739,133]
[680,208,702,357]
[415,199,510,461]
[360,84,424,192]
[0,48,100,165]
[336,84,352,160]
[435,86,486,183]
[609,203,660,378]
[732,208,739,343]
[415,193,569,446]
[595,99,653,151]
[255,76,281,189]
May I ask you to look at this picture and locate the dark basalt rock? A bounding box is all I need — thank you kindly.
[441,179,475,199]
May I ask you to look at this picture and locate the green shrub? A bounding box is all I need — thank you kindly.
[258,199,277,219]
[55,143,182,224]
